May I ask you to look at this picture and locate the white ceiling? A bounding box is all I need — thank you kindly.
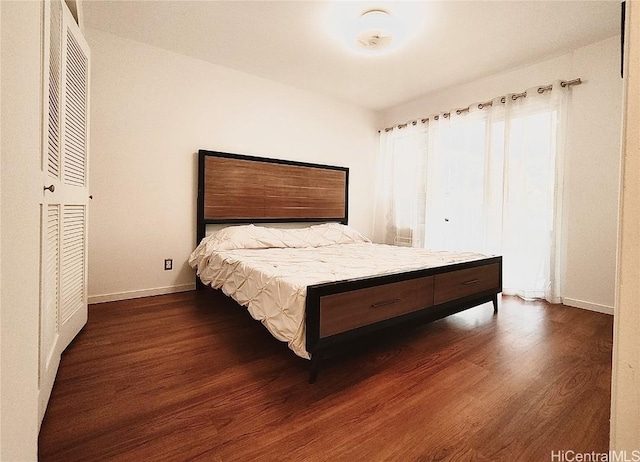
[83,1,621,111]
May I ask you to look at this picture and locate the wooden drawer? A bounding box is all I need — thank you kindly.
[319,276,434,338]
[434,263,500,305]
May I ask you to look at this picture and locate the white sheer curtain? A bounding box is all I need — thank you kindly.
[373,122,428,247]
[500,86,568,302]
[373,81,570,302]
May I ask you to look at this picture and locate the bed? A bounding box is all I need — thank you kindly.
[192,150,502,382]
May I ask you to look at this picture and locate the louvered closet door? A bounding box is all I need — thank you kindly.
[39,0,90,421]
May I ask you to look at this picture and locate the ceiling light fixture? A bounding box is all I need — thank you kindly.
[355,9,397,52]
[325,2,424,55]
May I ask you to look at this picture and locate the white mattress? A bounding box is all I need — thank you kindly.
[189,225,487,359]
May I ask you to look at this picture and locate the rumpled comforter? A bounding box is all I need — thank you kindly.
[189,224,486,359]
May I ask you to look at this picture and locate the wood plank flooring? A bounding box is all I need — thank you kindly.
[39,291,613,461]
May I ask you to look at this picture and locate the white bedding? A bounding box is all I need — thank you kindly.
[189,224,487,359]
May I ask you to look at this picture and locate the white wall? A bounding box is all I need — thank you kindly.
[85,28,378,303]
[0,1,43,460]
[611,0,640,450]
[563,38,622,313]
[379,36,623,313]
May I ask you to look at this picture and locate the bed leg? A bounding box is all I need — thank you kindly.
[309,351,323,384]
[492,294,499,313]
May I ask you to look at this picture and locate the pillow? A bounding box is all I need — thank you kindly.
[303,223,371,246]
[197,223,370,252]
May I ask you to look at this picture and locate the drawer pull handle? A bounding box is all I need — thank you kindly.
[371,298,401,308]
[463,279,480,285]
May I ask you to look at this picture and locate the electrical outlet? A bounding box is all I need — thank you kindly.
[164,259,173,271]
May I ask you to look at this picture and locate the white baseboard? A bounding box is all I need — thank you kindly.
[89,283,195,304]
[562,297,614,315]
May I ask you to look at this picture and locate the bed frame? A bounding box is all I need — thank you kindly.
[196,149,502,382]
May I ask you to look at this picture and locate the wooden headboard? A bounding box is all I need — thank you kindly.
[196,150,349,244]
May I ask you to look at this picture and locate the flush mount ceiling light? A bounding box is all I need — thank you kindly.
[355,10,398,52]
[325,2,425,55]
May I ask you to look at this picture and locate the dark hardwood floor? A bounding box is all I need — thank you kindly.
[39,291,613,461]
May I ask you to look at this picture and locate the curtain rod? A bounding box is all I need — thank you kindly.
[379,78,582,133]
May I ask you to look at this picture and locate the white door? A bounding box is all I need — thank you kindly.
[39,0,90,421]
